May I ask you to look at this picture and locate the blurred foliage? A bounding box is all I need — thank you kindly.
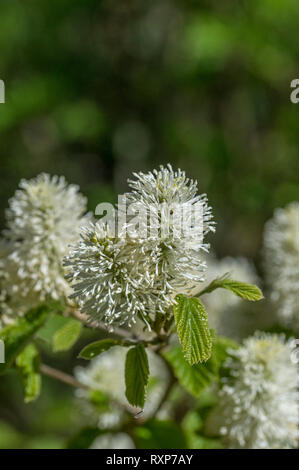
[0,0,299,448]
[0,0,299,259]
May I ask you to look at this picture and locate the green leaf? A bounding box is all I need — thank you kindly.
[212,336,239,366]
[182,410,222,448]
[52,318,82,352]
[218,278,263,301]
[88,389,110,411]
[67,427,102,450]
[199,276,263,301]
[78,339,120,360]
[174,294,212,365]
[0,303,55,374]
[134,419,186,449]
[16,344,41,403]
[164,336,239,397]
[188,434,223,449]
[163,345,217,397]
[125,344,149,408]
[37,314,72,344]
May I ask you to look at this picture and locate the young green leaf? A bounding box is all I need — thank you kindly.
[174,294,212,365]
[0,303,55,374]
[218,279,263,301]
[163,345,217,397]
[125,344,149,408]
[53,318,82,352]
[198,275,263,301]
[16,344,41,403]
[78,339,120,360]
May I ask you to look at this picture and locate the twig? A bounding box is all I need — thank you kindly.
[41,364,137,417]
[70,309,130,339]
[41,364,88,390]
[70,309,167,349]
[152,350,177,416]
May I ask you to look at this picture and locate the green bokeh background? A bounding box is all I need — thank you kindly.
[0,0,298,448]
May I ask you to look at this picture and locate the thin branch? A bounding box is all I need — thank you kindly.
[41,363,136,416]
[152,349,177,416]
[70,309,136,340]
[41,364,88,390]
[70,308,167,349]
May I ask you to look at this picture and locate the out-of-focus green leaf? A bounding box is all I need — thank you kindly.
[37,314,71,344]
[182,409,223,448]
[125,344,149,408]
[134,420,187,449]
[67,427,102,450]
[164,337,239,397]
[212,336,239,366]
[174,295,212,365]
[16,344,41,403]
[52,318,82,352]
[0,421,24,449]
[188,434,223,449]
[88,390,110,411]
[0,303,56,374]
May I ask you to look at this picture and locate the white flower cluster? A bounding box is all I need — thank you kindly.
[64,165,214,329]
[206,333,298,449]
[0,173,89,324]
[263,202,299,331]
[75,345,170,428]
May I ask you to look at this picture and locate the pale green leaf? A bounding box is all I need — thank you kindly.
[53,318,82,352]
[37,314,72,344]
[199,276,263,301]
[174,294,212,365]
[16,344,41,403]
[0,303,57,375]
[125,344,149,408]
[218,279,263,301]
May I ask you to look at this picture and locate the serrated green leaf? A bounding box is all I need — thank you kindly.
[174,295,212,365]
[16,344,41,403]
[218,279,263,301]
[52,318,82,352]
[125,344,149,408]
[78,339,120,360]
[0,303,55,374]
[199,276,263,301]
[163,345,217,397]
